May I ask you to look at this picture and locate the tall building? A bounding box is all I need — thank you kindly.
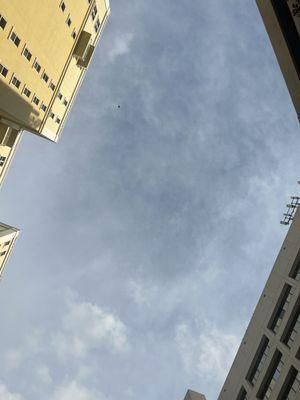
[0,1,110,275]
[256,0,300,119]
[217,206,300,400]
[0,222,19,278]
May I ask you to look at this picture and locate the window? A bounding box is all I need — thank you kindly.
[49,81,56,91]
[278,366,300,400]
[11,76,21,89]
[58,92,63,100]
[4,241,10,246]
[42,72,49,83]
[32,95,40,106]
[268,284,294,334]
[23,47,32,61]
[282,297,300,349]
[40,103,47,112]
[66,16,71,27]
[33,60,41,73]
[290,259,300,281]
[60,1,66,12]
[23,87,31,98]
[247,336,270,386]
[0,251,6,257]
[91,5,98,20]
[236,387,248,400]
[9,31,21,47]
[63,98,68,106]
[0,156,6,167]
[0,14,7,30]
[56,117,61,124]
[94,17,101,33]
[0,63,8,78]
[50,112,55,119]
[257,351,283,400]
[72,29,77,39]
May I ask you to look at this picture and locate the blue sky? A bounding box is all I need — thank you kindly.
[0,1,300,399]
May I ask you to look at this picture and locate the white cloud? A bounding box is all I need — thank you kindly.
[50,381,105,400]
[4,350,24,372]
[52,292,129,359]
[36,365,52,386]
[175,323,240,383]
[108,33,134,62]
[0,383,23,400]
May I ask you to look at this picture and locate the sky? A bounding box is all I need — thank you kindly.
[0,1,300,400]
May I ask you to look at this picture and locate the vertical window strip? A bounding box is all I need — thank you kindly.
[247,336,270,386]
[257,351,283,400]
[268,284,294,334]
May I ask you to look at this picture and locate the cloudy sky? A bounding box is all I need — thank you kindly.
[1,1,300,399]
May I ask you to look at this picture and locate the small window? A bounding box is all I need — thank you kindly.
[56,117,61,124]
[91,5,98,20]
[94,18,101,33]
[0,156,6,167]
[0,15,7,30]
[0,251,6,257]
[49,81,56,91]
[23,47,32,61]
[66,16,71,27]
[4,241,10,246]
[58,92,63,100]
[42,72,49,83]
[23,87,31,98]
[33,60,41,73]
[40,103,47,112]
[236,387,248,400]
[63,98,68,106]
[50,112,55,119]
[0,63,8,78]
[11,76,21,89]
[32,95,40,106]
[60,1,66,12]
[72,29,77,39]
[9,31,21,47]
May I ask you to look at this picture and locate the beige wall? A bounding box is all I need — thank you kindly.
[0,222,19,278]
[0,0,110,141]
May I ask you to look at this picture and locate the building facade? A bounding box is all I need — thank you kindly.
[0,0,110,143]
[217,207,300,400]
[0,222,19,278]
[256,0,300,119]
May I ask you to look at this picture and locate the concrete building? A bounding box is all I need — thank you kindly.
[0,222,19,278]
[0,0,110,142]
[217,206,300,400]
[256,0,300,119]
[0,0,110,185]
[184,389,206,400]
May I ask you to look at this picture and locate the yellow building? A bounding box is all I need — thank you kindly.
[0,0,110,141]
[0,222,19,278]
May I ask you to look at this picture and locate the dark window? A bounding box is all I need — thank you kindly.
[10,31,21,47]
[247,336,270,386]
[94,17,101,33]
[66,16,71,27]
[271,0,300,79]
[50,112,55,119]
[32,95,40,106]
[4,241,10,246]
[42,72,49,83]
[257,350,283,400]
[23,47,32,61]
[91,5,98,20]
[41,103,47,112]
[0,63,8,78]
[33,60,41,73]
[58,92,63,100]
[23,87,31,98]
[282,296,300,348]
[268,284,294,334]
[290,258,300,281]
[49,81,56,91]
[0,156,6,167]
[63,98,68,106]
[236,386,248,400]
[11,76,21,89]
[0,251,6,256]
[278,366,300,400]
[60,1,66,12]
[56,117,61,124]
[0,15,7,30]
